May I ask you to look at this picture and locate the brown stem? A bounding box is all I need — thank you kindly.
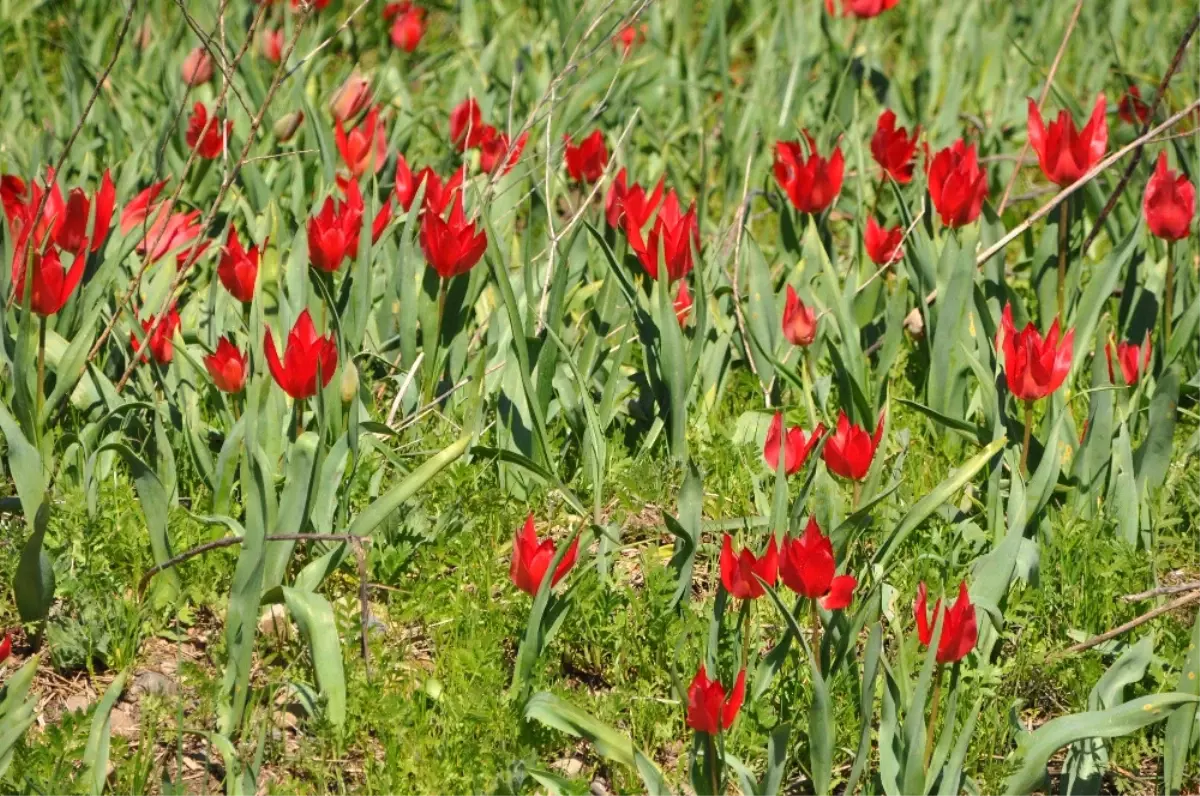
[1062,589,1200,655]
[1164,239,1175,348]
[1056,200,1069,322]
[923,663,944,770]
[1020,400,1034,476]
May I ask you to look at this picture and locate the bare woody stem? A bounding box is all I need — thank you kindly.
[923,663,944,770]
[1020,400,1034,476]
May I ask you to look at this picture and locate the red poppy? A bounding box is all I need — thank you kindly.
[870,110,919,183]
[780,517,856,610]
[613,23,647,55]
[605,168,663,230]
[330,73,372,123]
[996,304,1073,402]
[204,337,248,394]
[781,285,817,347]
[479,129,528,176]
[10,246,84,316]
[864,217,903,265]
[1142,152,1195,241]
[384,2,425,52]
[774,133,844,214]
[626,189,699,283]
[336,106,388,179]
[181,47,213,85]
[260,29,284,63]
[307,183,364,272]
[420,197,488,279]
[264,309,338,399]
[822,409,884,482]
[1,168,114,257]
[449,98,487,151]
[1027,95,1108,187]
[825,0,899,17]
[132,307,181,365]
[1117,86,1149,126]
[686,665,745,735]
[926,140,988,227]
[186,103,232,160]
[217,228,260,303]
[509,514,579,596]
[719,534,779,600]
[915,582,978,664]
[673,280,692,326]
[564,131,609,183]
[763,412,825,476]
[1106,333,1151,386]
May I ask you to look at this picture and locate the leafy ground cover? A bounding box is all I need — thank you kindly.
[0,0,1198,793]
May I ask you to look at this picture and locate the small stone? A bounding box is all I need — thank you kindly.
[62,692,93,714]
[258,605,293,642]
[109,704,139,737]
[130,670,177,700]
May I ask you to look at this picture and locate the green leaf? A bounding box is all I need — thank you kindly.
[1164,609,1200,795]
[282,587,347,728]
[83,669,129,796]
[346,434,470,537]
[667,464,703,608]
[0,656,39,780]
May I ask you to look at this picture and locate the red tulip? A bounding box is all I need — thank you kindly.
[264,309,338,399]
[926,140,988,227]
[864,217,903,265]
[1142,152,1195,241]
[509,514,579,595]
[564,131,609,183]
[613,23,647,55]
[205,337,248,394]
[307,183,364,272]
[0,632,10,664]
[1027,95,1108,187]
[10,246,84,316]
[217,228,260,303]
[402,164,465,215]
[119,181,167,234]
[479,128,528,176]
[260,29,284,63]
[673,280,693,326]
[186,103,232,160]
[181,47,213,85]
[870,109,919,183]
[420,197,488,279]
[763,412,826,476]
[132,306,181,365]
[996,304,1073,402]
[1106,333,1151,386]
[330,73,372,123]
[605,168,663,230]
[774,133,844,214]
[719,533,779,600]
[135,205,206,264]
[1117,86,1149,126]
[1,168,114,257]
[626,189,699,283]
[686,665,745,735]
[449,98,487,151]
[384,2,425,52]
[915,582,978,664]
[781,284,817,347]
[822,409,884,481]
[336,106,387,179]
[825,0,899,17]
[371,198,393,243]
[780,517,856,610]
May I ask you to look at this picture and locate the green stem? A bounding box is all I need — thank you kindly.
[705,732,721,796]
[923,663,944,771]
[809,599,823,674]
[800,354,819,428]
[36,315,46,438]
[739,599,753,672]
[1020,400,1034,476]
[1056,199,1069,322]
[851,481,862,512]
[425,278,449,404]
[1164,239,1175,350]
[294,400,303,440]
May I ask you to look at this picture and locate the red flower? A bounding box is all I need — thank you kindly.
[626,189,699,283]
[336,106,387,179]
[719,533,779,600]
[420,197,488,279]
[763,412,826,476]
[181,47,213,85]
[996,304,1073,402]
[686,665,745,735]
[0,632,10,664]
[780,517,856,610]
[10,246,84,316]
[371,198,393,243]
[479,129,528,176]
[914,582,978,664]
[307,183,364,272]
[217,228,260,303]
[1,168,114,257]
[449,98,487,151]
[330,73,372,123]
[564,131,609,183]
[132,307,181,365]
[186,103,232,160]
[1117,86,1149,126]
[864,217,903,265]
[823,409,884,481]
[119,181,166,234]
[825,0,899,17]
[614,23,647,55]
[400,164,465,216]
[509,514,579,595]
[774,134,844,214]
[673,280,693,326]
[1027,95,1108,187]
[1142,152,1195,241]
[384,2,425,52]
[260,29,284,63]
[781,285,817,347]
[605,168,663,230]
[205,337,248,394]
[870,110,919,183]
[264,309,338,399]
[127,197,206,264]
[1106,333,1151,386]
[926,140,988,227]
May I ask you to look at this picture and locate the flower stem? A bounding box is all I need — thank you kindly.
[809,599,823,675]
[705,732,721,796]
[1056,199,1069,322]
[425,278,449,405]
[800,355,819,428]
[1164,239,1175,349]
[923,663,944,771]
[739,599,753,672]
[851,481,862,512]
[36,315,46,436]
[1020,400,1034,476]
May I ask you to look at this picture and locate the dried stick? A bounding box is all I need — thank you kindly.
[1122,581,1200,602]
[1061,590,1200,655]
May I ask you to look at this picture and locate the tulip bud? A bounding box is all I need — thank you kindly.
[330,73,372,122]
[181,47,214,86]
[339,359,359,403]
[135,18,153,50]
[273,111,305,142]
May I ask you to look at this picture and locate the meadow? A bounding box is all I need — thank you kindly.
[0,0,1198,793]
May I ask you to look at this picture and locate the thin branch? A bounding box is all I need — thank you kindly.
[1122,581,1200,602]
[1060,589,1200,655]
